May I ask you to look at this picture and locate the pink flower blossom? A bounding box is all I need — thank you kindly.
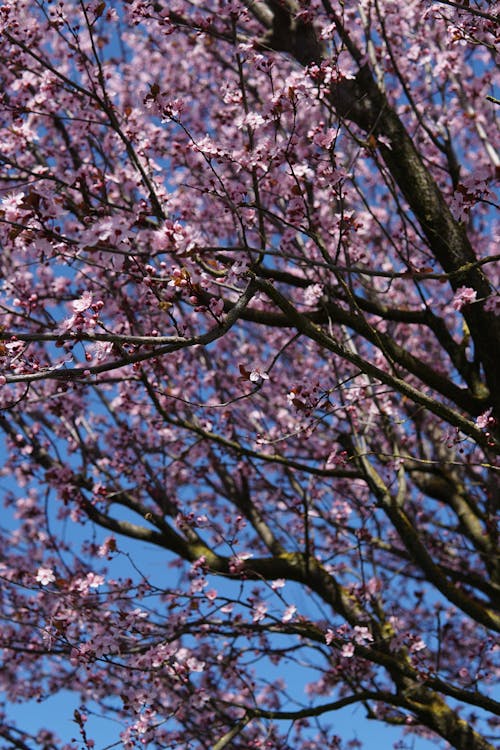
[452,286,477,311]
[409,637,426,653]
[249,368,269,383]
[209,297,224,317]
[35,567,56,586]
[282,604,296,623]
[252,601,268,623]
[476,409,493,429]
[98,536,117,557]
[312,128,336,149]
[72,291,93,312]
[303,283,324,307]
[341,643,355,658]
[271,579,286,590]
[73,572,104,593]
[353,626,374,645]
[484,294,500,315]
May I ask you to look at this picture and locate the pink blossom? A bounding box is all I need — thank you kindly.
[476,409,492,429]
[452,286,477,311]
[71,291,93,312]
[303,283,324,307]
[312,128,336,149]
[484,294,500,315]
[341,643,355,658]
[282,604,296,623]
[75,572,104,591]
[249,368,269,383]
[271,579,286,590]
[252,601,268,623]
[236,112,266,130]
[1,191,27,222]
[353,626,374,645]
[409,637,426,653]
[35,567,56,586]
[97,536,117,557]
[209,297,224,317]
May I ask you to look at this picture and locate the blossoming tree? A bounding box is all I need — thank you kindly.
[0,1,499,748]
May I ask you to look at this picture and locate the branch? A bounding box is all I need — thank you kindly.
[0,280,258,386]
[252,275,499,453]
[430,0,500,23]
[210,717,251,750]
[355,450,500,632]
[244,691,377,720]
[220,296,486,415]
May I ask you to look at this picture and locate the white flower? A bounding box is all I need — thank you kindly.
[271,579,286,590]
[341,643,355,658]
[249,368,269,383]
[303,283,324,307]
[282,604,297,623]
[410,637,427,653]
[252,601,268,623]
[452,286,477,311]
[476,409,492,429]
[36,566,56,586]
[72,290,93,312]
[353,625,374,644]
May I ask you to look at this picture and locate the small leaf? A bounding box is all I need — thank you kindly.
[95,2,106,19]
[238,364,251,380]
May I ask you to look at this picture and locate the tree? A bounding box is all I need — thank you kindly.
[0,0,498,748]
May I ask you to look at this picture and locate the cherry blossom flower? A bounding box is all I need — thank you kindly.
[409,637,427,653]
[282,604,297,623]
[71,291,93,313]
[35,567,56,586]
[476,409,493,429]
[484,294,500,315]
[341,643,355,658]
[452,286,477,311]
[353,626,374,645]
[271,579,286,590]
[252,601,268,623]
[249,367,269,383]
[303,283,324,307]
